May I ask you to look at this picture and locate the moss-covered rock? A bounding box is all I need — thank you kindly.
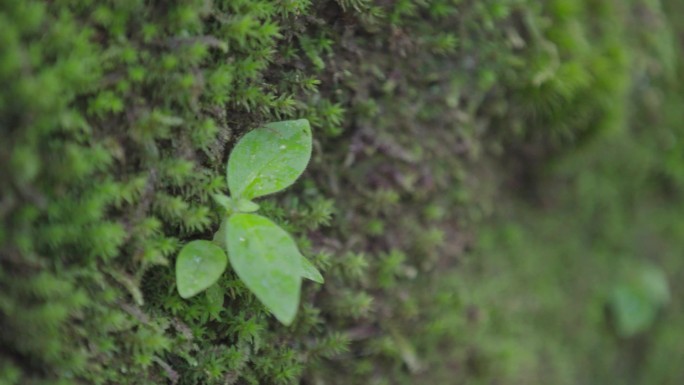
[0,0,676,384]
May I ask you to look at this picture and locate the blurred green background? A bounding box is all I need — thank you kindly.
[452,1,684,383]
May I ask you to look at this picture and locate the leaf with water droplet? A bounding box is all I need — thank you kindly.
[227,119,312,200]
[300,254,324,283]
[176,240,228,299]
[226,213,302,325]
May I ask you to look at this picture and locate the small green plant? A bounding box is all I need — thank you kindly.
[175,119,323,325]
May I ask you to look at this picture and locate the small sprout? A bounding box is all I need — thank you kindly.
[175,119,323,325]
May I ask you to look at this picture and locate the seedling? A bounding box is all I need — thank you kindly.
[175,119,323,325]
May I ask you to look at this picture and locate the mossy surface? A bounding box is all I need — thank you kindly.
[1,0,682,384]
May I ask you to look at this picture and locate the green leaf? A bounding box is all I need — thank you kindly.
[236,198,260,213]
[227,119,312,199]
[212,194,259,213]
[176,240,228,299]
[212,219,228,249]
[610,285,657,337]
[212,194,233,211]
[609,265,670,337]
[300,255,324,283]
[226,213,302,325]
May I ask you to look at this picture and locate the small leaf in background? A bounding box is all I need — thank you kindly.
[176,240,228,299]
[226,213,302,325]
[609,264,670,337]
[227,119,312,199]
[300,254,324,283]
